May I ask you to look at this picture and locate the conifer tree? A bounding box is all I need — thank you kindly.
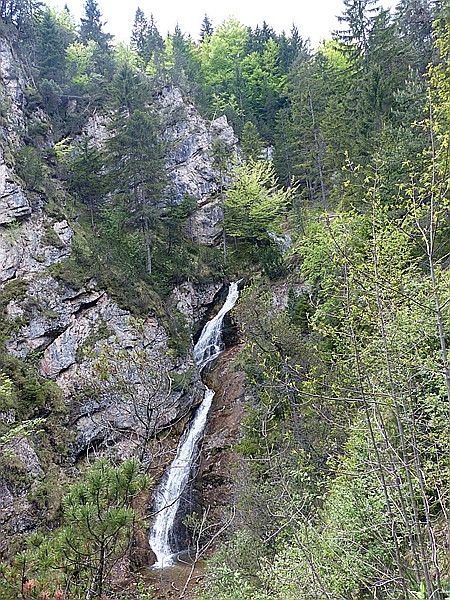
[199,14,213,41]
[79,0,114,80]
[23,459,149,600]
[394,0,436,73]
[107,63,167,275]
[335,0,381,69]
[166,25,199,89]
[131,6,151,62]
[80,0,109,45]
[36,8,69,83]
[145,13,165,76]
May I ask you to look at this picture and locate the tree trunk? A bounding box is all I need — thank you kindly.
[143,214,152,276]
[85,543,105,600]
[308,89,327,210]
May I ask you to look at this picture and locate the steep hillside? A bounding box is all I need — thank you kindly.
[1,1,450,599]
[0,27,241,590]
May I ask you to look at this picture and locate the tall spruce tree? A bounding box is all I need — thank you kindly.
[199,14,213,41]
[166,25,199,89]
[395,0,436,73]
[36,8,70,83]
[131,6,151,63]
[107,63,167,275]
[79,0,114,80]
[335,0,381,70]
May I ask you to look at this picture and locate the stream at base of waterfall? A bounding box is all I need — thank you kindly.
[149,281,240,569]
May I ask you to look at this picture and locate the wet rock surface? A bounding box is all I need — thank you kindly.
[170,281,223,328]
[199,346,246,512]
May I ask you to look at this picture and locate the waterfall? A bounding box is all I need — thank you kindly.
[148,389,215,569]
[149,281,240,569]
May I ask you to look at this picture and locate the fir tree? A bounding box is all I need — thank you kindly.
[107,66,167,275]
[131,6,150,62]
[199,14,213,41]
[80,0,109,45]
[79,0,114,81]
[335,0,381,69]
[36,8,69,83]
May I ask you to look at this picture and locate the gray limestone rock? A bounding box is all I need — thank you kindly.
[0,164,30,225]
[5,437,44,479]
[161,87,237,246]
[0,216,73,283]
[188,198,223,246]
[82,113,110,148]
[164,88,237,205]
[170,280,222,326]
[0,36,26,146]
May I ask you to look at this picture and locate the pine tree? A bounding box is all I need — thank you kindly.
[335,0,381,70]
[199,14,213,41]
[131,6,151,62]
[395,0,436,73]
[79,0,114,80]
[24,459,149,599]
[166,25,199,89]
[36,8,69,83]
[107,66,167,275]
[131,10,165,76]
[278,25,304,73]
[146,14,165,74]
[80,0,109,45]
[67,136,106,226]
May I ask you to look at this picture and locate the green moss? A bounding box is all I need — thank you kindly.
[48,222,161,317]
[41,224,66,250]
[167,309,191,358]
[0,279,28,307]
[0,352,71,515]
[0,279,29,343]
[0,352,63,421]
[30,253,46,263]
[13,145,46,191]
[28,464,68,522]
[41,183,68,220]
[0,454,31,491]
[49,256,91,290]
[7,316,29,335]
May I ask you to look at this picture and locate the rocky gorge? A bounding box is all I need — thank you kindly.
[0,28,245,584]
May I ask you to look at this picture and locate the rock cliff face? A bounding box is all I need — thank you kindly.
[0,32,240,555]
[0,36,26,142]
[0,163,30,226]
[0,215,72,283]
[161,86,237,246]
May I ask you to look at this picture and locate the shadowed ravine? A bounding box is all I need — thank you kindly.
[149,281,240,569]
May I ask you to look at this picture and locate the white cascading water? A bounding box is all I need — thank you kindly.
[149,281,240,569]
